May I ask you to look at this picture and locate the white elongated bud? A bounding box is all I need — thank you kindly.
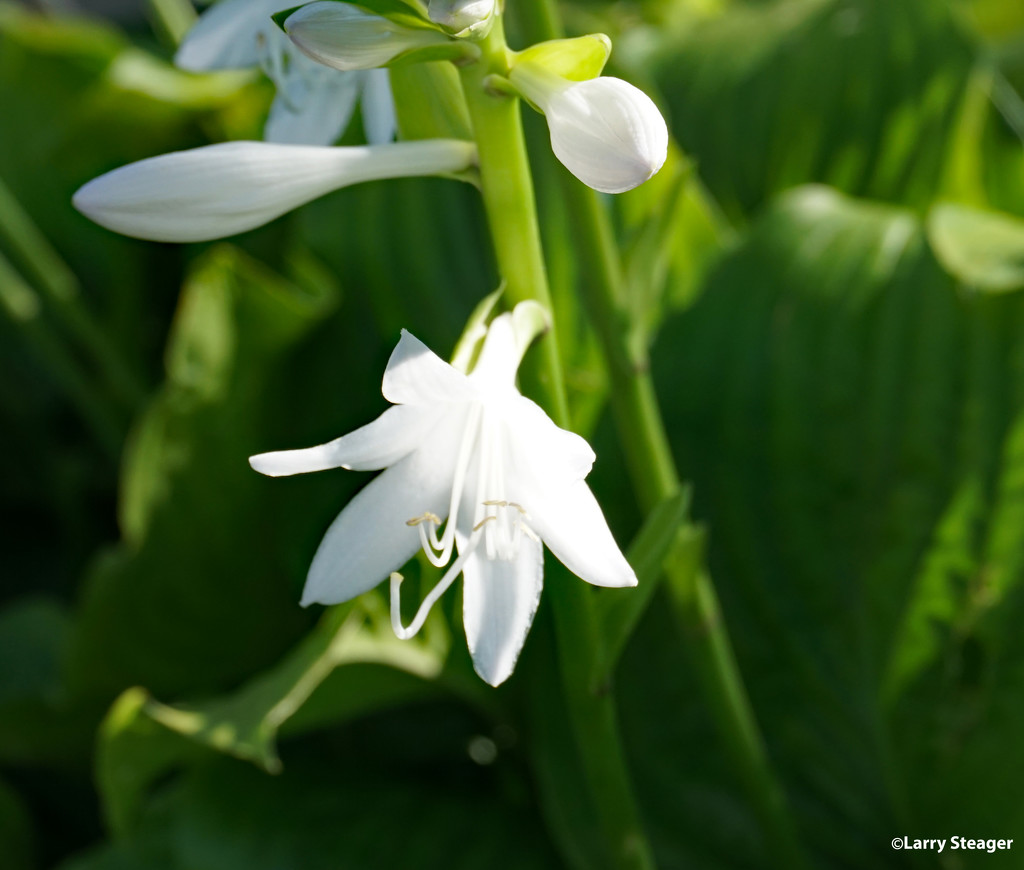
[510,63,668,194]
[427,0,495,37]
[284,1,448,71]
[73,140,476,243]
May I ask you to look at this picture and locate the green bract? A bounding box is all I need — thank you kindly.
[512,34,611,82]
[277,0,479,70]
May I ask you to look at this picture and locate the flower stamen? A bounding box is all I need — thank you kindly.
[390,527,485,639]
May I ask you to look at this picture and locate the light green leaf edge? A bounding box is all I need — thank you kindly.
[592,487,700,688]
[97,597,449,837]
[927,201,1024,293]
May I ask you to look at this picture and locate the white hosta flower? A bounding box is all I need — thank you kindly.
[250,306,637,686]
[427,0,495,37]
[176,0,396,146]
[285,1,450,72]
[510,62,668,194]
[73,139,476,242]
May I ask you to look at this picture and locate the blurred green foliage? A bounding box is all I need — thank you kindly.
[4,0,1024,867]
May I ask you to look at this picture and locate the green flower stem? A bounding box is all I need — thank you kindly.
[511,2,809,867]
[565,169,810,870]
[457,25,568,426]
[0,176,146,410]
[459,23,655,870]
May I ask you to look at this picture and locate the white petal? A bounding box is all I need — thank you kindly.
[511,65,668,194]
[547,78,667,194]
[501,394,595,488]
[285,2,448,72]
[467,304,551,388]
[527,479,637,588]
[382,330,475,406]
[300,409,467,606]
[264,69,361,145]
[462,534,544,686]
[249,404,439,476]
[73,140,475,242]
[468,310,519,387]
[360,68,398,145]
[175,0,285,71]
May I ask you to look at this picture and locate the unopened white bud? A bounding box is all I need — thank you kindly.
[73,140,477,242]
[510,64,668,194]
[285,1,448,71]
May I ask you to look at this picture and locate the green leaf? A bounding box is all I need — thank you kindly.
[0,597,94,766]
[66,752,562,870]
[68,246,338,702]
[513,34,612,81]
[641,183,1024,865]
[654,0,975,218]
[928,202,1024,292]
[98,597,448,835]
[0,776,32,870]
[593,488,699,688]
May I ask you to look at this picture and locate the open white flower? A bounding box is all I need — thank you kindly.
[250,306,637,686]
[73,139,475,242]
[509,62,668,194]
[176,0,396,146]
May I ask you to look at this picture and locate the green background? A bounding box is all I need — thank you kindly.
[4,0,1024,867]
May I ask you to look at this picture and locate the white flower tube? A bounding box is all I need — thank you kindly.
[510,62,668,194]
[284,1,449,71]
[73,139,476,242]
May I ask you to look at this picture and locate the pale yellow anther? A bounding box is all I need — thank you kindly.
[406,511,442,527]
[473,515,498,532]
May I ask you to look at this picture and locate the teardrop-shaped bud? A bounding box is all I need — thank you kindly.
[284,1,451,71]
[510,63,668,194]
[73,140,476,242]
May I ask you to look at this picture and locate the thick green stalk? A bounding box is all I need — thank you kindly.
[459,23,654,870]
[511,2,810,867]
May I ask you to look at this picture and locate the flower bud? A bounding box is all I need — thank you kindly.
[285,1,449,71]
[73,140,476,242]
[510,63,668,194]
[427,0,495,37]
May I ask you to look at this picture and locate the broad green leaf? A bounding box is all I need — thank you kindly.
[68,246,338,701]
[0,776,32,870]
[637,184,1024,866]
[593,487,698,688]
[98,597,448,835]
[65,752,562,870]
[0,597,95,766]
[928,202,1024,292]
[654,0,975,218]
